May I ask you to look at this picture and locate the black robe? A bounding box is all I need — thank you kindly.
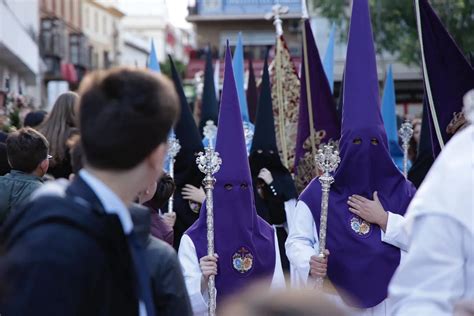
[249,151,297,272]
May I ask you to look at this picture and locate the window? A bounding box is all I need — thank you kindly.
[94,11,98,33]
[40,18,66,58]
[85,8,89,29]
[103,15,107,35]
[103,51,111,69]
[70,1,75,27]
[70,33,89,67]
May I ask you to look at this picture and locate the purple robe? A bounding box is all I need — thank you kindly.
[186,42,276,302]
[300,0,416,308]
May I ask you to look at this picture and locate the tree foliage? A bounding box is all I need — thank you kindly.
[159,59,186,79]
[310,0,474,65]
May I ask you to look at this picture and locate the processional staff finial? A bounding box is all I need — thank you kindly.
[399,120,414,178]
[314,144,340,289]
[196,144,222,316]
[166,132,181,213]
[265,4,289,36]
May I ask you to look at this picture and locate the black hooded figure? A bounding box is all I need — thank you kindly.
[249,55,297,271]
[168,56,205,249]
[408,99,434,188]
[198,47,219,137]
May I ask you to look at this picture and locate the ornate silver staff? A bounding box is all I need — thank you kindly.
[399,120,414,178]
[314,144,340,289]
[196,145,222,316]
[167,132,181,213]
[203,120,218,150]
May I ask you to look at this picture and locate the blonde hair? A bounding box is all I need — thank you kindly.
[37,92,78,166]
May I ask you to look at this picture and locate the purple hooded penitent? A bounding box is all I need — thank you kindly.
[417,0,474,157]
[299,0,416,308]
[186,42,276,302]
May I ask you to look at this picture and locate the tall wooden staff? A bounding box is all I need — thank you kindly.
[301,0,318,166]
[196,144,222,316]
[265,4,290,168]
[314,144,340,288]
[399,120,413,178]
[167,132,181,213]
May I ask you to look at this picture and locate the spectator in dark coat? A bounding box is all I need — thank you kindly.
[144,173,176,245]
[0,68,180,316]
[130,204,192,316]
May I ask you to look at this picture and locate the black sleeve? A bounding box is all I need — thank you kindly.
[147,238,193,316]
[0,224,105,316]
[262,182,287,225]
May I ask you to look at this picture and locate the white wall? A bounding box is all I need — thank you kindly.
[121,33,149,68]
[0,0,41,103]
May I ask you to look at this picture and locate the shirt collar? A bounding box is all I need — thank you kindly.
[79,169,133,234]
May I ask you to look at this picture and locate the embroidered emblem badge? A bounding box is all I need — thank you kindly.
[350,216,371,235]
[232,247,254,274]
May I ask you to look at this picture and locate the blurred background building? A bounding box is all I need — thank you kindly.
[2,0,471,119]
[0,0,195,110]
[0,0,41,105]
[82,0,124,70]
[186,0,424,117]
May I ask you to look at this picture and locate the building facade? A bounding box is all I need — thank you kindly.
[99,0,194,64]
[187,0,302,59]
[82,0,124,70]
[121,32,149,68]
[40,0,89,98]
[187,0,423,116]
[0,0,41,107]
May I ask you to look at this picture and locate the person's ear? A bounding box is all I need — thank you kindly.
[147,143,168,174]
[39,159,49,174]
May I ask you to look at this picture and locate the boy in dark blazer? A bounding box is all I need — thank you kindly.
[0,68,179,316]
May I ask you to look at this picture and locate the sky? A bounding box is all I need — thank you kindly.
[100,0,191,29]
[166,0,192,29]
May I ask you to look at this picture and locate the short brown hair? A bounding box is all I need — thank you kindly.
[6,128,49,173]
[77,67,179,170]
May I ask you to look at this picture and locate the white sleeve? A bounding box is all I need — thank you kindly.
[270,229,286,290]
[178,234,209,316]
[381,212,409,252]
[284,198,298,233]
[389,215,468,316]
[285,201,318,288]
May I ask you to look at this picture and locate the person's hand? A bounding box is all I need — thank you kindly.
[182,184,206,204]
[162,211,176,228]
[309,250,330,278]
[347,191,388,232]
[258,168,274,185]
[200,254,218,282]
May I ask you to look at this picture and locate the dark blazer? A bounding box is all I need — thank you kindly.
[0,176,139,316]
[130,204,192,316]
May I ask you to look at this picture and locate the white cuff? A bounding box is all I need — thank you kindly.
[381,212,408,251]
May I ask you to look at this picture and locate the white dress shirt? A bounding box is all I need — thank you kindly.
[285,200,407,316]
[178,230,286,316]
[79,169,147,316]
[389,125,474,316]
